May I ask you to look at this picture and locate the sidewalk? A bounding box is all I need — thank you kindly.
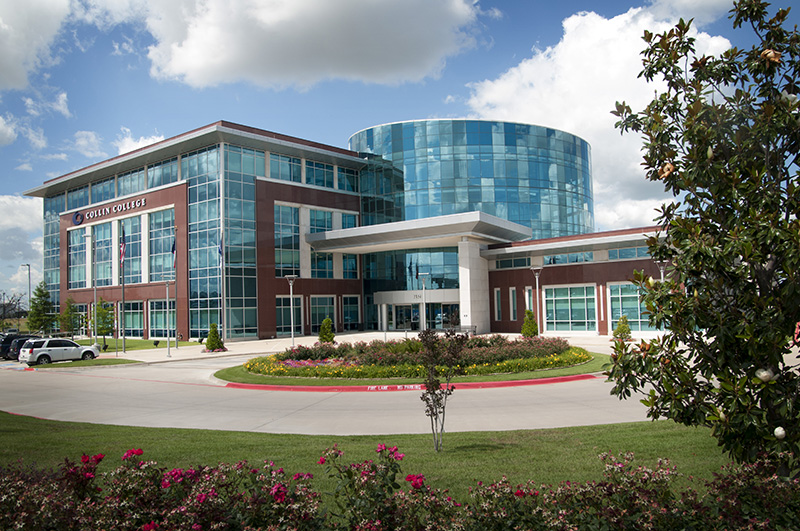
[97,331,619,364]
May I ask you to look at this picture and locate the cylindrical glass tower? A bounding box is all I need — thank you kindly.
[349,119,594,239]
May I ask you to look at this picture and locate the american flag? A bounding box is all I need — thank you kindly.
[120,227,126,265]
[172,239,176,269]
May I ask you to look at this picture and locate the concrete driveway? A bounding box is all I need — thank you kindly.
[0,333,651,435]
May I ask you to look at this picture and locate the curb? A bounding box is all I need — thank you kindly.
[225,373,602,392]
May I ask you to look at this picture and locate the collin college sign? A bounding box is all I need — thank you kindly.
[72,197,147,225]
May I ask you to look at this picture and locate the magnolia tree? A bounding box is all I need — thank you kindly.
[608,1,800,473]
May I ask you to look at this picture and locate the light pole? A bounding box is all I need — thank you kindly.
[418,272,429,331]
[85,232,97,345]
[530,266,543,333]
[166,276,172,358]
[285,275,298,346]
[22,264,31,318]
[654,259,669,281]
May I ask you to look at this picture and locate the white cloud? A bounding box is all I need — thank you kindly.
[42,152,68,161]
[73,130,107,158]
[0,196,44,297]
[23,92,72,118]
[0,115,17,146]
[466,7,731,231]
[0,0,71,90]
[23,127,48,150]
[15,163,33,171]
[646,0,732,26]
[113,126,164,154]
[143,0,482,88]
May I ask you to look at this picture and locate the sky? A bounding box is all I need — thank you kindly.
[0,0,792,306]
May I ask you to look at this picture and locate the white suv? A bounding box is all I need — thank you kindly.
[19,338,99,366]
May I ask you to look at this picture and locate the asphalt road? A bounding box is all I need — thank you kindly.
[0,348,651,435]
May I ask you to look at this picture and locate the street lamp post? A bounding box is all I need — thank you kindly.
[654,260,669,282]
[22,264,31,318]
[530,266,543,333]
[418,272,429,331]
[285,275,298,346]
[85,232,97,345]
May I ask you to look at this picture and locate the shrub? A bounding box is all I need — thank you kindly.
[521,310,538,337]
[612,315,632,341]
[204,322,225,351]
[318,317,335,343]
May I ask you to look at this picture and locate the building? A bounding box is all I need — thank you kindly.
[24,120,663,341]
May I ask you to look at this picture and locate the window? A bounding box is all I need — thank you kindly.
[149,299,175,338]
[310,296,335,333]
[67,185,88,210]
[544,285,596,331]
[311,252,333,279]
[338,167,358,192]
[93,222,113,287]
[118,168,145,196]
[342,213,358,229]
[609,283,657,332]
[309,210,332,233]
[270,153,301,182]
[544,252,593,265]
[494,288,502,321]
[91,177,115,204]
[148,158,178,189]
[307,161,334,188]
[343,254,358,279]
[119,217,142,285]
[510,287,517,321]
[496,257,530,269]
[122,301,144,337]
[274,205,299,277]
[150,209,175,282]
[276,296,302,336]
[68,228,87,289]
[343,296,360,330]
[525,286,534,311]
[608,246,650,260]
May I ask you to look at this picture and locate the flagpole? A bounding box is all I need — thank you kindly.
[120,225,126,354]
[172,229,178,350]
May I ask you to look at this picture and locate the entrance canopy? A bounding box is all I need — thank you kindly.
[306,211,532,253]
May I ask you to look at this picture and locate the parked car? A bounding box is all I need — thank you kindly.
[0,334,39,359]
[7,336,40,360]
[18,338,99,366]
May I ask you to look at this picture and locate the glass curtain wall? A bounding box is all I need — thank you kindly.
[186,146,221,339]
[44,194,64,309]
[119,217,142,285]
[93,222,113,287]
[223,144,259,338]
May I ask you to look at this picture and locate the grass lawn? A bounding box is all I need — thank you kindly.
[0,411,729,500]
[74,338,197,351]
[215,352,611,386]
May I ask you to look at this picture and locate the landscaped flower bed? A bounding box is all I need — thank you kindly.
[2,447,798,530]
[244,335,592,379]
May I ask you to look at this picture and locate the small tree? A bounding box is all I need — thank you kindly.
[58,298,81,340]
[419,328,468,452]
[94,298,114,348]
[612,315,632,342]
[27,281,54,334]
[318,317,335,343]
[609,3,800,473]
[205,323,225,351]
[521,309,539,337]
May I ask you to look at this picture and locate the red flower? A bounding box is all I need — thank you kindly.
[318,456,326,465]
[514,489,525,497]
[405,474,425,489]
[81,454,90,464]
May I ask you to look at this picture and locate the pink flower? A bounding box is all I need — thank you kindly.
[81,454,90,464]
[376,443,387,453]
[142,522,159,531]
[318,456,326,465]
[393,453,405,461]
[84,472,95,479]
[161,479,171,489]
[405,474,425,489]
[196,492,208,504]
[270,483,288,503]
[122,448,144,461]
[92,453,105,464]
[514,489,525,497]
[192,525,202,531]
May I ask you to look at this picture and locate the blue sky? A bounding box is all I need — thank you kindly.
[0,0,791,305]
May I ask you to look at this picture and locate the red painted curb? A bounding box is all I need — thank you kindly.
[225,373,601,392]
